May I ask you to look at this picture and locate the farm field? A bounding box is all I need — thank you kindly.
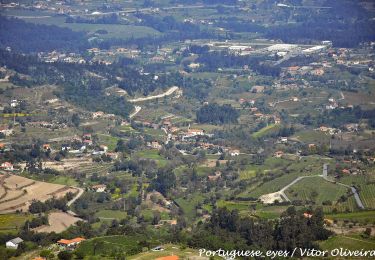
[97,134,122,151]
[293,130,330,144]
[326,211,375,224]
[323,195,359,214]
[13,15,161,40]
[134,149,168,167]
[252,124,279,138]
[50,176,79,186]
[285,176,349,205]
[40,157,95,172]
[0,175,78,213]
[0,213,32,233]
[359,184,375,209]
[319,234,375,251]
[34,211,83,233]
[75,234,158,257]
[174,193,206,220]
[242,171,307,199]
[253,205,290,219]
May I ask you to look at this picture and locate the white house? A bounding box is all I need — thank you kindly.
[229,149,240,156]
[6,237,23,249]
[10,100,19,108]
[92,184,106,192]
[280,137,288,144]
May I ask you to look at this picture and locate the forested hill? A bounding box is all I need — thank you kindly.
[0,16,88,53]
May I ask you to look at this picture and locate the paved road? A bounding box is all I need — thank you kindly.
[129,105,142,119]
[320,164,364,209]
[128,86,179,103]
[265,164,365,209]
[351,187,365,209]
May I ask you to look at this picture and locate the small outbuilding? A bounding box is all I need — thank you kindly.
[6,237,23,249]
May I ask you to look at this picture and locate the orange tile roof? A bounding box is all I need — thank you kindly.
[156,256,179,260]
[57,239,71,245]
[70,237,85,243]
[57,237,85,245]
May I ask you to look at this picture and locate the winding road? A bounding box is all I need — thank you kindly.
[260,164,365,209]
[128,86,180,120]
[66,187,85,216]
[129,105,142,119]
[128,86,179,103]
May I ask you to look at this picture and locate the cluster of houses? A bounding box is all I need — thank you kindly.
[140,117,242,156]
[38,51,85,64]
[282,65,325,77]
[316,126,341,135]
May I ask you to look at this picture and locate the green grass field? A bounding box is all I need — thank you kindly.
[252,124,279,138]
[174,193,206,220]
[0,214,32,233]
[326,211,375,224]
[17,16,161,40]
[237,155,330,203]
[97,134,121,151]
[285,176,348,205]
[134,149,168,167]
[254,205,289,219]
[217,200,255,212]
[320,234,375,251]
[244,172,305,198]
[239,166,257,180]
[293,130,330,144]
[50,175,79,186]
[75,235,151,257]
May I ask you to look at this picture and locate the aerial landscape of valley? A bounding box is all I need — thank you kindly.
[0,0,375,259]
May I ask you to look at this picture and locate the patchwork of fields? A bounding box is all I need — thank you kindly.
[0,174,78,213]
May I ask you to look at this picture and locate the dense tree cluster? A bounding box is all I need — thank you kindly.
[29,197,69,214]
[188,207,332,254]
[0,16,88,53]
[148,168,177,195]
[196,51,280,76]
[300,106,375,128]
[196,103,239,124]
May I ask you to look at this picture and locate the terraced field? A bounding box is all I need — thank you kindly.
[77,163,113,177]
[359,184,375,209]
[0,175,78,213]
[323,196,359,213]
